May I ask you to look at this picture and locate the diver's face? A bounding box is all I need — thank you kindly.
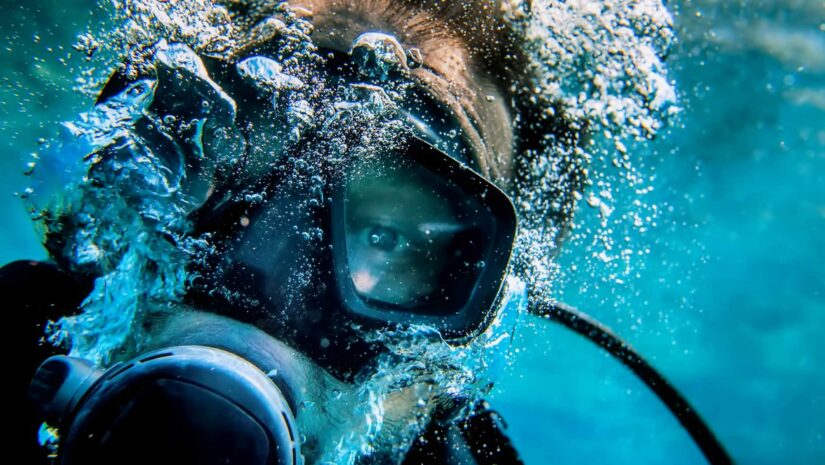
[140,4,514,464]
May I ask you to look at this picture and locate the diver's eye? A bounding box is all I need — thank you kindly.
[366,225,403,253]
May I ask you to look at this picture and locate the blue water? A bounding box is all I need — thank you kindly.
[2,1,823,464]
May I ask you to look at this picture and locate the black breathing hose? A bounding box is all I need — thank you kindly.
[530,301,734,465]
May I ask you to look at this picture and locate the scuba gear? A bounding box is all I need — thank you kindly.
[14,17,733,465]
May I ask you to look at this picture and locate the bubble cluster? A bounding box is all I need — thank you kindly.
[519,0,677,136]
[26,0,676,462]
[506,0,677,307]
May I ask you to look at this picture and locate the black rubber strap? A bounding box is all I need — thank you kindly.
[531,300,734,465]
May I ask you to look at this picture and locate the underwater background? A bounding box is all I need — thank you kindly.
[1,1,822,464]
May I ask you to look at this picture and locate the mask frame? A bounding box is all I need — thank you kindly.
[329,134,517,341]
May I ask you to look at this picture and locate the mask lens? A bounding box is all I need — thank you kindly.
[342,145,494,315]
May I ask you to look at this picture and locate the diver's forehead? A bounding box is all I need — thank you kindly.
[285,0,515,184]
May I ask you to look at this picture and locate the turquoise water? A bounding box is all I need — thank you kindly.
[2,1,823,464]
[492,3,825,464]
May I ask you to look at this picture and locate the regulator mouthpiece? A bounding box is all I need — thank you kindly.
[29,346,302,465]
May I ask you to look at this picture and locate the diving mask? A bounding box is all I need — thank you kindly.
[333,135,517,337]
[186,48,518,359]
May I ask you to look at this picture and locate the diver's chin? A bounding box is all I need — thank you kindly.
[136,308,432,464]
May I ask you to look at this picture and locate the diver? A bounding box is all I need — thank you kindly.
[5,1,733,464]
